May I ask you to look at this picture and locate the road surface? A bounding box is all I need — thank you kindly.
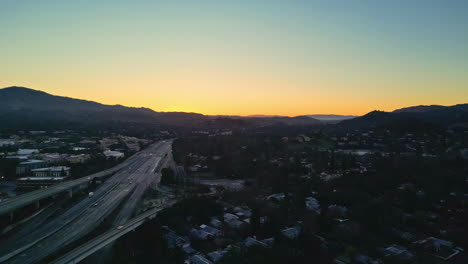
[51,202,175,264]
[0,150,145,216]
[0,140,172,264]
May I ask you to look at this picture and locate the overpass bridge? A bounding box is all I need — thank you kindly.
[0,140,171,218]
[0,157,138,217]
[0,140,174,264]
[51,203,174,264]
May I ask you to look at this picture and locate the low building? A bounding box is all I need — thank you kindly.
[190,229,213,240]
[103,150,125,159]
[354,254,380,264]
[223,213,247,229]
[207,250,226,263]
[16,177,65,189]
[223,213,239,222]
[5,155,29,161]
[225,218,246,230]
[281,226,301,239]
[182,244,196,255]
[37,153,67,163]
[0,139,16,147]
[16,160,48,176]
[261,237,275,247]
[244,237,270,248]
[79,139,97,145]
[199,224,221,237]
[267,193,286,202]
[164,230,190,248]
[383,244,414,261]
[99,138,120,150]
[67,154,90,163]
[305,197,320,213]
[233,206,252,218]
[17,166,70,189]
[210,217,223,228]
[16,149,40,156]
[189,255,212,264]
[29,131,46,135]
[392,228,415,242]
[413,237,462,261]
[31,166,70,177]
[72,147,88,151]
[296,135,311,143]
[328,204,349,217]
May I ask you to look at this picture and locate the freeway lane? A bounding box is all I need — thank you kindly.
[0,140,172,264]
[51,204,176,264]
[0,149,146,216]
[0,144,156,262]
[86,143,174,263]
[113,142,171,227]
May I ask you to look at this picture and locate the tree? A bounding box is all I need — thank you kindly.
[250,206,261,235]
[0,159,19,179]
[161,168,175,185]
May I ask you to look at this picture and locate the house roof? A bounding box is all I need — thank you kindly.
[207,251,226,262]
[190,255,213,264]
[17,177,65,181]
[31,166,70,172]
[281,226,301,239]
[19,159,46,165]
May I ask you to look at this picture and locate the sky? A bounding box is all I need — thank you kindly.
[1,0,467,116]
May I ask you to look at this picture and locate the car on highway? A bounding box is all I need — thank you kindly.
[117,226,123,230]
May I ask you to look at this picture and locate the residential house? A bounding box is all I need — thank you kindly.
[281,226,301,240]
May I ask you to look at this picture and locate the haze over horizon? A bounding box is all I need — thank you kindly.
[1,0,467,116]
[1,86,466,118]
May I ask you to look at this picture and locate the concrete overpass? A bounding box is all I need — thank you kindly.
[0,160,135,217]
[51,204,174,264]
[0,140,174,264]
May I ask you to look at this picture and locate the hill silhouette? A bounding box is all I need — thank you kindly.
[0,87,322,129]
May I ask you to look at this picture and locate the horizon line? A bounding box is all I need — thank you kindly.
[1,86,465,117]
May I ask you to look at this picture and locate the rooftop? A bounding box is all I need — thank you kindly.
[17,177,65,181]
[31,166,70,172]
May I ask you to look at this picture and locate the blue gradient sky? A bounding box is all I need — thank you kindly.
[1,0,467,115]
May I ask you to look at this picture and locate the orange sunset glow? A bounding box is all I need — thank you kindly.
[1,1,467,116]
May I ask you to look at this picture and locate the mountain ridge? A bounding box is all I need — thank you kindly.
[0,87,322,129]
[3,86,466,131]
[393,105,445,113]
[338,105,468,132]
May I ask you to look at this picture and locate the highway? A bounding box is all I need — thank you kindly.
[86,148,176,263]
[0,140,173,264]
[51,202,176,264]
[0,149,146,216]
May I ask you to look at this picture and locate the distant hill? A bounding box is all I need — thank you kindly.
[0,86,207,128]
[206,115,322,127]
[393,105,446,113]
[338,104,468,132]
[0,87,323,130]
[244,114,356,121]
[306,114,357,121]
[255,115,322,126]
[306,114,357,122]
[245,114,286,118]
